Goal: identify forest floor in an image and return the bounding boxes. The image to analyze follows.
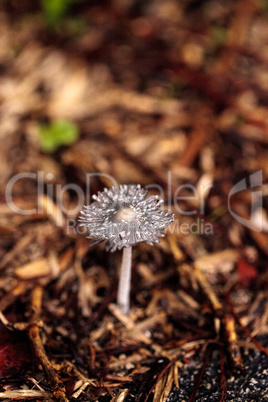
[0,1,268,401]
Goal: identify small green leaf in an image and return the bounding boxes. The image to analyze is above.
[39,120,79,153]
[40,0,83,27]
[41,0,69,25]
[211,26,227,45]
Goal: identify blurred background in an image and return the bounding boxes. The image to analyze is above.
[1,0,268,208]
[0,0,268,400]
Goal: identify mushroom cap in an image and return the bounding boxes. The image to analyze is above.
[78,184,175,252]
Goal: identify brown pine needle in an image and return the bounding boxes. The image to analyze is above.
[219,348,228,402]
[189,344,213,402]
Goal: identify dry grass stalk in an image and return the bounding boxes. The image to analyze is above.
[111,388,129,402]
[0,389,51,399]
[222,313,243,369]
[15,258,51,279]
[194,266,223,314]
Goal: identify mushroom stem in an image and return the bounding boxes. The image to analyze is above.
[117,246,132,314]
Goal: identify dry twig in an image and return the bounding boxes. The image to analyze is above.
[27,286,69,402]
